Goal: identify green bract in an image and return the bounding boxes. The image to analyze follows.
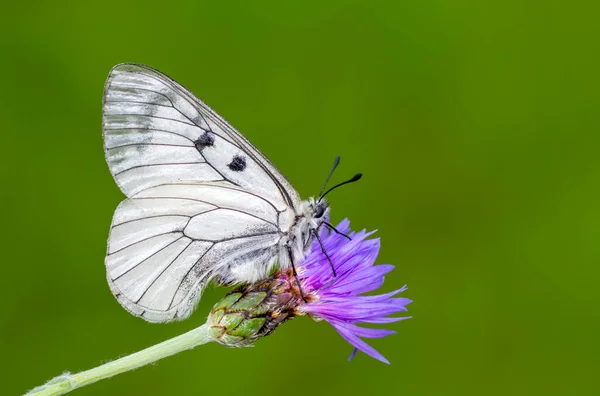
[207,275,300,347]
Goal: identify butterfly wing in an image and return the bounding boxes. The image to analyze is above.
[103,64,301,322]
[106,184,283,322]
[103,63,301,208]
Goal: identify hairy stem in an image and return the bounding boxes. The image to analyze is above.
[26,324,215,396]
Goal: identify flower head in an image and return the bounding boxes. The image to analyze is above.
[294,219,411,363]
[207,219,411,363]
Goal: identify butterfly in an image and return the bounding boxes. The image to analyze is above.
[102,64,361,322]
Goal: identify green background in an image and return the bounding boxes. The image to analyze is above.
[1,1,599,395]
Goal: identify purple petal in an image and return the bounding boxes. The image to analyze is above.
[308,299,410,321]
[361,315,412,324]
[333,321,397,338]
[327,264,395,295]
[348,348,359,361]
[331,320,390,364]
[334,286,408,302]
[296,218,411,364]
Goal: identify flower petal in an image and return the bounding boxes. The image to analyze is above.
[297,218,411,364]
[348,348,359,361]
[331,320,390,364]
[333,321,397,338]
[361,315,412,324]
[327,264,395,295]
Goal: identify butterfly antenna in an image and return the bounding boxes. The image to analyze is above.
[313,229,337,277]
[318,156,341,199]
[319,173,363,201]
[324,221,352,240]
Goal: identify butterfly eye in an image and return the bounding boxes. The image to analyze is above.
[314,204,326,219]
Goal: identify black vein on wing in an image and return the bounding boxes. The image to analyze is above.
[110,204,288,255]
[105,100,175,108]
[111,214,194,228]
[108,231,183,256]
[167,243,215,310]
[114,162,209,177]
[113,235,185,281]
[133,183,285,214]
[110,113,196,126]
[190,231,281,243]
[107,142,192,150]
[203,161,241,187]
[110,204,278,247]
[132,197,278,227]
[104,128,196,144]
[166,232,282,310]
[135,238,195,304]
[108,85,175,107]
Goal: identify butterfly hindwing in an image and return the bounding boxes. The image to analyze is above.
[106,184,284,322]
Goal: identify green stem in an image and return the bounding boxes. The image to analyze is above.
[26,324,215,396]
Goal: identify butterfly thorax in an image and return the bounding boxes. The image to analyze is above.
[279,197,329,271]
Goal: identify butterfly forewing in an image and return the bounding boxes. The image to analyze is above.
[102,64,301,322]
[103,64,300,208]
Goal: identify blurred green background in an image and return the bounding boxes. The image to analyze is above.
[1,0,599,395]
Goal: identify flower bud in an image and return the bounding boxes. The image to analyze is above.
[207,274,300,347]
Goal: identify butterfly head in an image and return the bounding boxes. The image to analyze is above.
[297,157,362,251]
[306,157,363,231]
[308,197,330,227]
[298,197,331,250]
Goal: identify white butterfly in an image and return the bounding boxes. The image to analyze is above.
[102,64,360,323]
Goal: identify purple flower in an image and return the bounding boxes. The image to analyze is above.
[294,219,411,364]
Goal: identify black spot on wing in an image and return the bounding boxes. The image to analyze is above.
[194,132,215,152]
[228,155,247,172]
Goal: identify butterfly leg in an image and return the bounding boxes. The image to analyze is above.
[286,245,307,302]
[312,229,337,277]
